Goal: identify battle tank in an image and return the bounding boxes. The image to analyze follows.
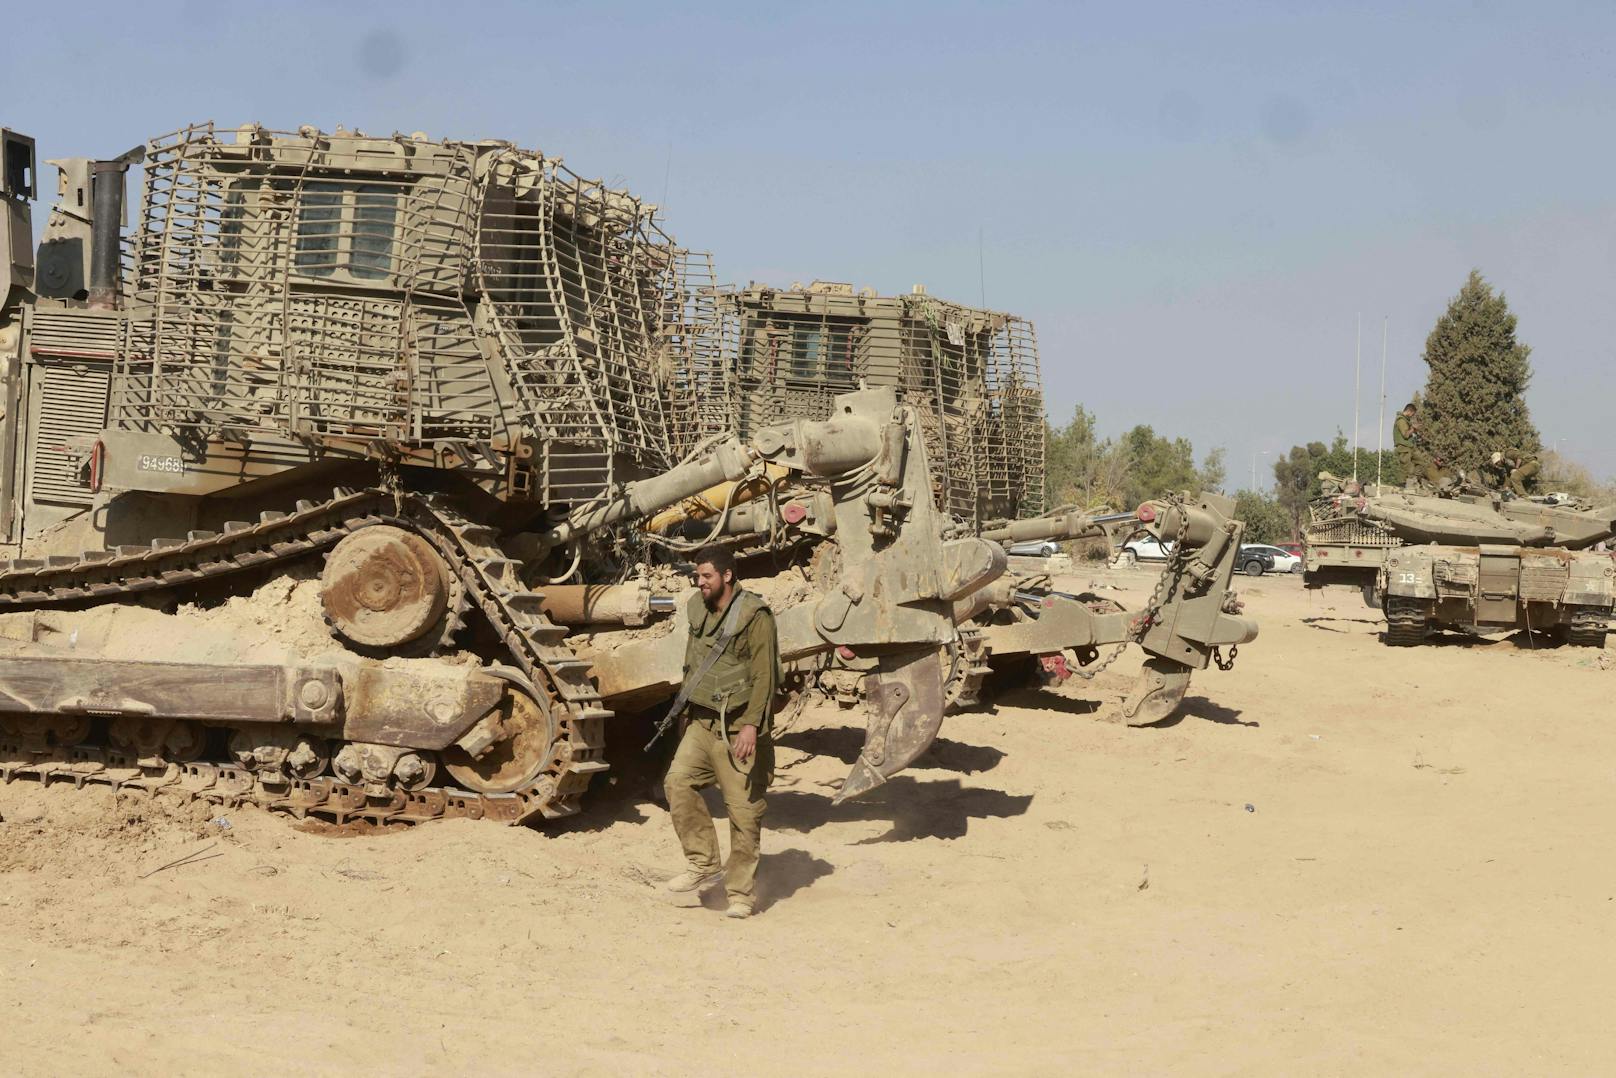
[1303,478,1616,647]
[657,279,1258,714]
[0,122,1256,828]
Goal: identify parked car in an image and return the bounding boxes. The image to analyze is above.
[1007,540,1060,557]
[1277,542,1304,559]
[1236,545,1277,576]
[1242,543,1302,574]
[1116,532,1175,566]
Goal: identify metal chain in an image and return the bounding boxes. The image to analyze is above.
[1212,644,1238,671]
[1073,496,1189,681]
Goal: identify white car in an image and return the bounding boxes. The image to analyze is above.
[1115,534,1174,566]
[1241,543,1302,573]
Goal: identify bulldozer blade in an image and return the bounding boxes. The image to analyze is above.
[834,647,946,803]
[1119,656,1192,726]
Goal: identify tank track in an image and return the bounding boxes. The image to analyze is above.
[0,488,608,826]
[1564,608,1608,650]
[1384,597,1428,647]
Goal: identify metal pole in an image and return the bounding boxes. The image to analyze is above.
[1352,314,1361,483]
[1376,317,1388,487]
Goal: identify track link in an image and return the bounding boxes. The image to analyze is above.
[1565,608,1608,650]
[943,627,990,711]
[0,488,610,826]
[1384,598,1428,647]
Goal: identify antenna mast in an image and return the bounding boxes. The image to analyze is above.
[1352,315,1362,483]
[1376,317,1389,487]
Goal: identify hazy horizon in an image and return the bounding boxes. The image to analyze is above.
[7,0,1612,488]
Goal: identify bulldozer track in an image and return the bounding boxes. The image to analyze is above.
[943,627,990,711]
[0,487,609,826]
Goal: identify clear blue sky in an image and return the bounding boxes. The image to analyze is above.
[8,0,1614,487]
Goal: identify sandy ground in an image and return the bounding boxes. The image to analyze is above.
[2,564,1614,1075]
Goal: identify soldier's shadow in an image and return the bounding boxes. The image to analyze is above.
[685,846,834,914]
[767,777,1033,844]
[757,848,834,911]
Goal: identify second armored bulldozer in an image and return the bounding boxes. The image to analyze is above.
[1304,480,1616,647]
[656,279,1258,718]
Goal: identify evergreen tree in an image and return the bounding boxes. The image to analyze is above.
[1420,270,1539,473]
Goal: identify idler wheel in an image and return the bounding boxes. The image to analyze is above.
[441,690,557,795]
[322,526,451,650]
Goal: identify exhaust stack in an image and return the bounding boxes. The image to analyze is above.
[86,146,143,311]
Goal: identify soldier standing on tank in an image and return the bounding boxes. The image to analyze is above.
[1490,448,1540,498]
[661,547,778,920]
[1393,402,1427,482]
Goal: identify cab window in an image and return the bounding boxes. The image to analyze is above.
[294,181,398,281]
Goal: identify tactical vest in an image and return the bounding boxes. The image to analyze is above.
[683,589,770,714]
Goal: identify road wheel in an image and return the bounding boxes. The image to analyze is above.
[1384,597,1428,646]
[1243,559,1266,577]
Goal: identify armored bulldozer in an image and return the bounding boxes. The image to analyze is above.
[0,122,1035,824]
[656,279,1258,715]
[0,121,1255,829]
[1303,479,1616,647]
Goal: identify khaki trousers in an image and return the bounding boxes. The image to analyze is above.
[666,712,769,903]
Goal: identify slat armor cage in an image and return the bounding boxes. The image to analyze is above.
[686,281,1045,527]
[114,122,695,503]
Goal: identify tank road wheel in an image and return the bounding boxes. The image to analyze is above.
[1565,608,1609,649]
[1384,597,1429,647]
[441,689,559,795]
[321,526,465,656]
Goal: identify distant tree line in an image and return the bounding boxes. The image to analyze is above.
[1044,406,1226,514]
[1044,270,1608,548]
[1236,269,1612,544]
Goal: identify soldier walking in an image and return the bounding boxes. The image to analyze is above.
[661,547,778,919]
